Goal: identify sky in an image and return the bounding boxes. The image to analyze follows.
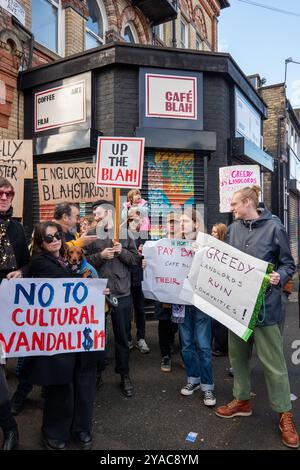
[218,0,300,108]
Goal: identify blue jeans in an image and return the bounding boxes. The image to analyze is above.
[179,306,214,391]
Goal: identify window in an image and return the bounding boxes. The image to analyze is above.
[180,19,188,49]
[123,24,138,43]
[85,0,107,50]
[153,24,164,42]
[32,0,63,55]
[196,35,203,51]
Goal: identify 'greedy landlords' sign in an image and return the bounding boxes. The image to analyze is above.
[0,278,107,358]
[219,165,261,213]
[95,137,145,188]
[146,73,197,120]
[34,80,86,132]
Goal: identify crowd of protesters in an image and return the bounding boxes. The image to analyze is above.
[0,177,299,450]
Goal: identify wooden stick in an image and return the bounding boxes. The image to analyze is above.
[115,187,120,242]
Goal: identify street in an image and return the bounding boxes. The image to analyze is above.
[6,295,300,451]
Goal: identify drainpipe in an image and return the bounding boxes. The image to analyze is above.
[172,0,178,48]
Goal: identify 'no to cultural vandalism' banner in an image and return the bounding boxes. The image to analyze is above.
[180,233,273,341]
[0,278,107,358]
[142,238,194,305]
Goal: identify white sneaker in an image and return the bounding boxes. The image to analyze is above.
[203,390,216,407]
[136,339,150,354]
[180,383,201,396]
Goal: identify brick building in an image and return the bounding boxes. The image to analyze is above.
[256,80,300,265]
[0,0,228,142]
[1,0,275,241]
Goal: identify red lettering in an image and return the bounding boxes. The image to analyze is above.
[12,308,24,326]
[165,91,172,101]
[31,332,45,351]
[69,307,79,324]
[101,168,110,180]
[0,332,16,354]
[15,332,30,353]
[79,306,89,324]
[57,308,69,326]
[94,329,105,349]
[55,332,67,351]
[46,333,56,351]
[67,332,77,350]
[38,308,48,327]
[90,305,99,324]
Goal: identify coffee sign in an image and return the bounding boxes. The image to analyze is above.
[34,80,86,132]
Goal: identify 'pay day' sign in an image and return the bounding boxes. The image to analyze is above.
[0,278,107,358]
[95,137,145,188]
[142,238,194,305]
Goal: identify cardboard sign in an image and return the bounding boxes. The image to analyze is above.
[95,137,145,189]
[0,163,25,218]
[37,163,113,204]
[34,81,86,132]
[145,73,197,120]
[0,278,107,358]
[0,139,33,178]
[219,165,261,213]
[142,238,194,305]
[180,233,272,341]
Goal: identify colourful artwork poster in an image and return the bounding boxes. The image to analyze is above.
[147,151,194,238]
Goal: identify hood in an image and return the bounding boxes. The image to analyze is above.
[242,209,273,230]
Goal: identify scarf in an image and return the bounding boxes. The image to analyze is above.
[0,207,17,272]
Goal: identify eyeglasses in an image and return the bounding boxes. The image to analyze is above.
[0,190,15,200]
[43,231,63,244]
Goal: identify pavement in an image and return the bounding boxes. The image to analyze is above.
[5,295,300,451]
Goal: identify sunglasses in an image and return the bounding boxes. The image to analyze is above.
[43,231,63,244]
[0,190,15,200]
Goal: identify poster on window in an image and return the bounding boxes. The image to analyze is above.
[180,233,273,341]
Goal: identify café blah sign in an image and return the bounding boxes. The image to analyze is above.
[145,73,197,120]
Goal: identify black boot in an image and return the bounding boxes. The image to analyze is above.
[3,428,19,450]
[120,375,134,397]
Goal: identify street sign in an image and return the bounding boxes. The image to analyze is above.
[95,137,145,189]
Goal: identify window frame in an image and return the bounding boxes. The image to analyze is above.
[180,18,188,49]
[123,22,139,44]
[85,0,108,50]
[32,0,64,56]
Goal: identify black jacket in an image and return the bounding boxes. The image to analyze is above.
[86,228,139,297]
[226,210,296,326]
[22,252,82,386]
[0,218,30,280]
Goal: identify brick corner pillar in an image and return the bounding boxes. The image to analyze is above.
[62,0,89,56]
[0,39,22,130]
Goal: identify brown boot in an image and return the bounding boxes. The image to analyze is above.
[215,398,252,418]
[279,412,299,449]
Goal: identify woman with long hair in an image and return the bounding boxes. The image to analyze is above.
[23,221,104,450]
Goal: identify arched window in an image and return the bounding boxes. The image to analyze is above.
[32,0,64,55]
[123,23,138,44]
[85,0,107,49]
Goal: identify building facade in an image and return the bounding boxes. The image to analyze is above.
[0,0,229,143]
[258,81,300,266]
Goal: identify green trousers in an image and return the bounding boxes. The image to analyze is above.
[229,324,291,412]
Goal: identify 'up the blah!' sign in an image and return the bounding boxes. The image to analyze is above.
[95,137,145,189]
[0,278,107,358]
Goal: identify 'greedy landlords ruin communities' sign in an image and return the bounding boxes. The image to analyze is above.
[145,73,197,120]
[34,80,86,132]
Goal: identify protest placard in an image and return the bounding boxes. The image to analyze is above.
[37,163,113,204]
[142,238,194,305]
[219,165,260,213]
[0,164,25,218]
[0,139,33,178]
[180,233,273,341]
[0,278,107,358]
[95,137,145,189]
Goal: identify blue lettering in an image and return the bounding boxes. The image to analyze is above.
[14,283,36,305]
[62,282,75,302]
[73,282,88,304]
[38,283,54,307]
